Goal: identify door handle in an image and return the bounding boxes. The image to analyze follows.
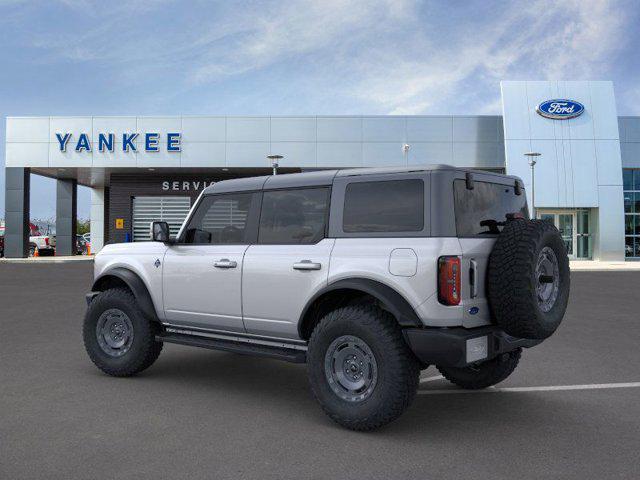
[293,260,322,271]
[469,259,478,299]
[214,259,237,269]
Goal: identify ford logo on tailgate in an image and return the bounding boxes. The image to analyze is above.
[536,99,584,120]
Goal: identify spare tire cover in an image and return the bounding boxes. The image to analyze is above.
[487,219,570,340]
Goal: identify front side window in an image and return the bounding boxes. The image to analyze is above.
[454,180,528,237]
[183,193,253,244]
[259,188,329,244]
[343,179,424,233]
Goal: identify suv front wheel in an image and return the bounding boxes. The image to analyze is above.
[83,287,163,377]
[307,304,420,431]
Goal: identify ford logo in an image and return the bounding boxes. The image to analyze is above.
[469,306,479,315]
[536,99,584,120]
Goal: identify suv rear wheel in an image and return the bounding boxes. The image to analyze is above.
[437,348,521,390]
[83,287,163,376]
[307,304,420,431]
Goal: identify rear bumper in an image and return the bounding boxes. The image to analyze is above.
[403,326,542,368]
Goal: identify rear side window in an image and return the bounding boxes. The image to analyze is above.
[259,188,330,244]
[343,179,424,233]
[454,180,528,236]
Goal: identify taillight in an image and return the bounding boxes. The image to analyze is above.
[438,256,461,306]
[45,237,49,246]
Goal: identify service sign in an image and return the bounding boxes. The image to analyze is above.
[536,99,584,120]
[55,132,181,152]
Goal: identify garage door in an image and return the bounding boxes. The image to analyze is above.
[132,196,191,242]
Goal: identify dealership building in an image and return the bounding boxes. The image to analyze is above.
[3,80,640,260]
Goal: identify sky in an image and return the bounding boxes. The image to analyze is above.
[1,0,639,220]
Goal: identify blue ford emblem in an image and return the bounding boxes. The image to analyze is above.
[469,306,479,315]
[536,99,584,120]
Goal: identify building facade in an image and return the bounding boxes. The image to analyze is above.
[3,80,639,260]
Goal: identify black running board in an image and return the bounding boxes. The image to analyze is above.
[157,332,307,364]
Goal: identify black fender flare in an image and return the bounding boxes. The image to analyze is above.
[298,278,422,338]
[91,267,159,322]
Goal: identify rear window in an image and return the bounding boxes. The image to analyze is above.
[343,179,424,233]
[258,188,330,244]
[454,180,528,236]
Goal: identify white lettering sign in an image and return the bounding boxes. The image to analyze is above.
[162,181,216,191]
[548,102,575,114]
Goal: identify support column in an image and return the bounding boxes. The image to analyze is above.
[595,186,625,261]
[90,187,105,253]
[4,168,30,258]
[55,179,77,256]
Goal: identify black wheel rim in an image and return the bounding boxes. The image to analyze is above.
[324,335,378,402]
[96,308,134,357]
[535,246,560,312]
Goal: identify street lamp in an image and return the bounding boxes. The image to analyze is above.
[524,152,541,218]
[267,154,283,176]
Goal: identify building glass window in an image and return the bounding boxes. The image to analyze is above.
[537,209,592,260]
[577,209,592,259]
[623,169,640,259]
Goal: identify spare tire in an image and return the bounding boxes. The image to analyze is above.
[487,219,570,340]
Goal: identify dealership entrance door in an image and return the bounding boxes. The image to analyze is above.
[537,209,592,260]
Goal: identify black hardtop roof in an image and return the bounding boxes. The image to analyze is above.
[202,165,521,194]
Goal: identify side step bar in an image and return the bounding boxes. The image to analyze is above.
[157,332,307,364]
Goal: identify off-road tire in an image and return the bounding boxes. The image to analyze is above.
[83,287,163,376]
[437,348,521,389]
[307,304,420,431]
[488,219,570,340]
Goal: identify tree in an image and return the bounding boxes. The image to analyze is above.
[77,219,90,236]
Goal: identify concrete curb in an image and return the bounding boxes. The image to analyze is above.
[570,261,640,271]
[0,256,94,264]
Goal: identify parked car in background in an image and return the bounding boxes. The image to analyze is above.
[29,223,56,256]
[0,226,5,257]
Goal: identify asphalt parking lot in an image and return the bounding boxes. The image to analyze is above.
[1,263,639,479]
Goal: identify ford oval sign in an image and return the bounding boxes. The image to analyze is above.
[536,99,584,120]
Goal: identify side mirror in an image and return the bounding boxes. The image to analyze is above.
[150,221,170,242]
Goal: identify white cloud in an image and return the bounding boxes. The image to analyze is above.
[348,0,629,113]
[10,0,634,114]
[188,0,416,85]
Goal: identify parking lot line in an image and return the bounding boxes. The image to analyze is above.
[418,382,640,395]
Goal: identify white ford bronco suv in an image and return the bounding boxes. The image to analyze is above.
[84,166,570,430]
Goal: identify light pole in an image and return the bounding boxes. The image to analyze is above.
[267,154,283,175]
[525,152,541,218]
